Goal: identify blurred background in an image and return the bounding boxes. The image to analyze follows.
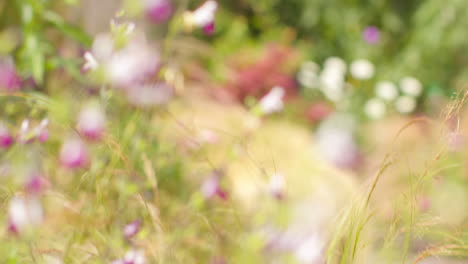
[0,0,467,263]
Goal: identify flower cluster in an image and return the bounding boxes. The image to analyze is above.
[82,21,172,107]
[364,77,423,119]
[0,119,49,149]
[297,57,424,120]
[59,103,106,169]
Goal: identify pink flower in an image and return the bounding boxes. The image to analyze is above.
[25,174,49,195]
[105,35,160,88]
[0,123,14,149]
[146,0,173,23]
[77,103,106,141]
[0,62,21,92]
[17,119,49,144]
[185,0,218,35]
[362,26,380,44]
[59,138,89,169]
[268,172,285,200]
[8,196,43,235]
[259,86,285,114]
[201,171,228,200]
[35,119,49,143]
[124,220,142,240]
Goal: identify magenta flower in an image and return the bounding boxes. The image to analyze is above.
[0,62,21,92]
[77,103,106,141]
[0,123,14,149]
[146,0,173,23]
[124,220,142,240]
[59,138,89,169]
[202,21,215,35]
[25,174,48,195]
[362,26,380,44]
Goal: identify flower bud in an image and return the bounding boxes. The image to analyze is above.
[59,138,89,169]
[77,103,106,141]
[146,0,173,23]
[258,86,285,115]
[35,119,49,143]
[362,26,380,44]
[184,0,218,35]
[124,220,142,240]
[25,174,48,195]
[268,172,285,200]
[0,123,14,149]
[201,171,228,200]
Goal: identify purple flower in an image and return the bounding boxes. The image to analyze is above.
[146,0,173,23]
[0,123,14,149]
[0,62,21,92]
[362,26,380,44]
[77,103,106,141]
[124,220,142,240]
[59,138,89,169]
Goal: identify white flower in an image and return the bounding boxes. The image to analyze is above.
[83,52,99,72]
[301,61,320,73]
[364,98,386,120]
[324,57,346,74]
[350,59,375,80]
[400,76,423,97]
[268,172,285,198]
[294,234,324,263]
[320,69,345,102]
[375,81,398,101]
[297,61,320,89]
[106,44,159,87]
[319,57,347,101]
[395,95,417,114]
[77,103,106,140]
[259,86,285,114]
[8,196,43,234]
[191,0,218,27]
[92,34,115,60]
[124,249,146,264]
